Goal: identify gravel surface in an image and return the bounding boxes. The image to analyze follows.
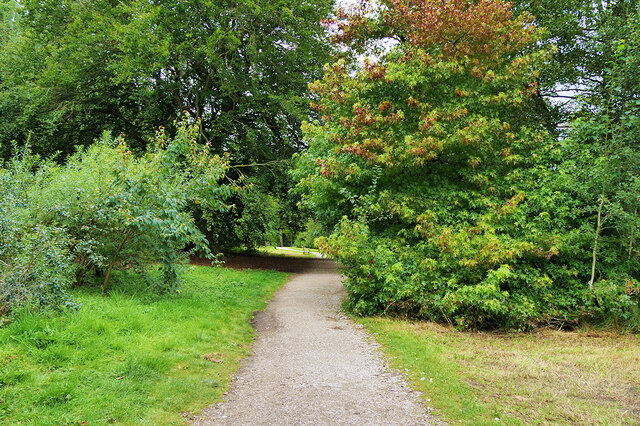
[193,261,441,425]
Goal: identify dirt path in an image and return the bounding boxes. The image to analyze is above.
[192,260,440,425]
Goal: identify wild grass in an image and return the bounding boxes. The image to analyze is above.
[0,265,288,425]
[360,318,640,425]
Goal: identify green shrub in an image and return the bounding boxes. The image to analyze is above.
[0,119,234,319]
[321,216,640,330]
[0,151,76,317]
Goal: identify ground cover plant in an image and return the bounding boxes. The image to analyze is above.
[361,318,640,425]
[0,266,288,424]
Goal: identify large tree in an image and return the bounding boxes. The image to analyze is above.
[512,0,639,133]
[0,0,333,162]
[295,0,639,329]
[0,0,334,249]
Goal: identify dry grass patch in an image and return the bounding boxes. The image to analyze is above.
[453,329,640,424]
[361,318,640,425]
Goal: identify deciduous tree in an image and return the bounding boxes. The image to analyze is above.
[295,0,639,329]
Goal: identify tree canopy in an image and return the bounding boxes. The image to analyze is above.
[0,0,335,250]
[0,0,333,163]
[295,0,640,329]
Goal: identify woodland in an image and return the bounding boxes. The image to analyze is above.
[0,0,639,330]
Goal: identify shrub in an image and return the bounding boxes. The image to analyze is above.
[0,119,234,319]
[0,150,76,317]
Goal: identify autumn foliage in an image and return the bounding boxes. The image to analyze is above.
[295,0,639,329]
[334,0,538,68]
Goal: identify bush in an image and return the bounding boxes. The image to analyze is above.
[0,151,76,317]
[0,119,234,319]
[321,216,640,330]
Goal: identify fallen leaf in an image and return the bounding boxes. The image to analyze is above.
[203,353,224,363]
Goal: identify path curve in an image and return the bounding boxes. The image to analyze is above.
[193,260,439,425]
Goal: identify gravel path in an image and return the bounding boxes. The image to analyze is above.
[193,262,439,425]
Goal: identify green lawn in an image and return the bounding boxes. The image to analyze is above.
[0,266,288,425]
[256,246,320,258]
[360,318,640,425]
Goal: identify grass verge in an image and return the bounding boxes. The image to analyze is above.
[0,266,288,425]
[360,318,640,425]
[255,246,319,258]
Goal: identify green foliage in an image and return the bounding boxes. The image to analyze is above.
[296,0,639,329]
[0,0,333,254]
[0,150,76,318]
[0,0,333,162]
[294,218,324,248]
[203,164,311,250]
[553,15,640,324]
[204,182,280,250]
[99,121,232,293]
[512,0,639,133]
[0,120,233,318]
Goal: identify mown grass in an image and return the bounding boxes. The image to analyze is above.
[0,265,289,425]
[360,318,640,425]
[256,246,319,258]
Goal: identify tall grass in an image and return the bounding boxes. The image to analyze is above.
[0,266,288,424]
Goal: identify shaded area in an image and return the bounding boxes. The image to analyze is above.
[191,254,338,274]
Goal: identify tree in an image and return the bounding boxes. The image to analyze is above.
[503,0,640,325]
[0,0,334,250]
[512,0,639,132]
[560,16,640,310]
[0,0,333,162]
[296,0,639,329]
[295,0,571,329]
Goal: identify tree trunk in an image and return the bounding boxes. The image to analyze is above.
[102,230,132,294]
[588,195,605,290]
[629,208,637,259]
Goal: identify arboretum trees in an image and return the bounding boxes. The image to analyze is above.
[0,0,334,248]
[512,0,639,131]
[295,0,640,329]
[0,0,333,159]
[0,0,638,329]
[0,0,336,318]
